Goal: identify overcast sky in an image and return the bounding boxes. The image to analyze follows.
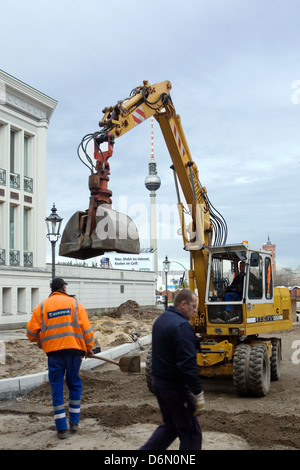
[1,0,299,271]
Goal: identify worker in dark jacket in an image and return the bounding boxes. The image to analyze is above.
[140,289,204,451]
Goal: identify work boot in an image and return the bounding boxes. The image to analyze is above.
[70,422,78,433]
[57,429,68,439]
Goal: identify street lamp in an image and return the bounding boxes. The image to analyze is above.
[163,255,170,310]
[168,260,187,287]
[45,203,63,281]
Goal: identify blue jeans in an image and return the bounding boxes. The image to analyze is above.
[48,352,82,431]
[225,292,241,311]
[140,376,202,450]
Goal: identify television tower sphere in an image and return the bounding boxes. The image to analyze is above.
[145,161,161,191]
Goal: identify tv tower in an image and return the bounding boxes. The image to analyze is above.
[144,118,161,271]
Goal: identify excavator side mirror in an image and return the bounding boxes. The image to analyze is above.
[250,252,259,267]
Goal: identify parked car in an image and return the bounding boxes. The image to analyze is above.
[156,295,165,305]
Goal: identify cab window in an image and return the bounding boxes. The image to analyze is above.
[265,257,273,299]
[248,256,263,299]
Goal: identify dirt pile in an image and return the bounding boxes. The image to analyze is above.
[91,300,160,350]
[109,299,161,321]
[109,300,144,318]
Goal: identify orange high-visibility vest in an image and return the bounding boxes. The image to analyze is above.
[26,292,94,354]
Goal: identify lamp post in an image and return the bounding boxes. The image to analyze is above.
[163,255,170,310]
[168,260,187,287]
[45,203,63,282]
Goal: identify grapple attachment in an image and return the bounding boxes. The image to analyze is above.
[59,205,140,260]
[59,130,141,260]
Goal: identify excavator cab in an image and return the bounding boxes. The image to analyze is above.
[59,132,140,260]
[204,243,267,324]
[203,242,288,332]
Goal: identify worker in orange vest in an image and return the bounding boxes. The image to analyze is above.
[27,278,94,439]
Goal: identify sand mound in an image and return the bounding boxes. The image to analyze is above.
[91,300,160,350]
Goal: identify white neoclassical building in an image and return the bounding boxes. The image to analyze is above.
[0,70,156,328]
[0,70,57,268]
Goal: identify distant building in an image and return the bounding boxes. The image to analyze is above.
[262,235,276,273]
[290,286,300,299]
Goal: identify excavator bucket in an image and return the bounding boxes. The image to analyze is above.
[59,205,140,260]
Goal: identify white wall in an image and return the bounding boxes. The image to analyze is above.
[55,264,156,313]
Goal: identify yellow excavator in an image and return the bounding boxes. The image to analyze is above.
[59,80,292,396]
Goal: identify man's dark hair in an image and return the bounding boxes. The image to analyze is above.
[173,289,197,307]
[50,277,68,293]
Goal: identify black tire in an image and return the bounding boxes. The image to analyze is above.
[248,343,270,397]
[270,338,281,381]
[145,347,154,393]
[233,343,251,396]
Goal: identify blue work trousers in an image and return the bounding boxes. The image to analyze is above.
[48,352,82,431]
[140,376,202,450]
[225,292,241,310]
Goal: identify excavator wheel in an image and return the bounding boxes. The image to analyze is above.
[270,338,281,381]
[233,343,251,397]
[248,343,270,397]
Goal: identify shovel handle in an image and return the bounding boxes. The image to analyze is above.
[91,355,119,366]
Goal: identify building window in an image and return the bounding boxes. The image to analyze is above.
[0,202,4,264]
[23,207,33,266]
[120,285,124,294]
[23,207,29,251]
[9,205,14,250]
[23,135,33,193]
[0,125,5,185]
[24,135,29,176]
[10,130,20,189]
[10,130,15,173]
[9,204,19,266]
